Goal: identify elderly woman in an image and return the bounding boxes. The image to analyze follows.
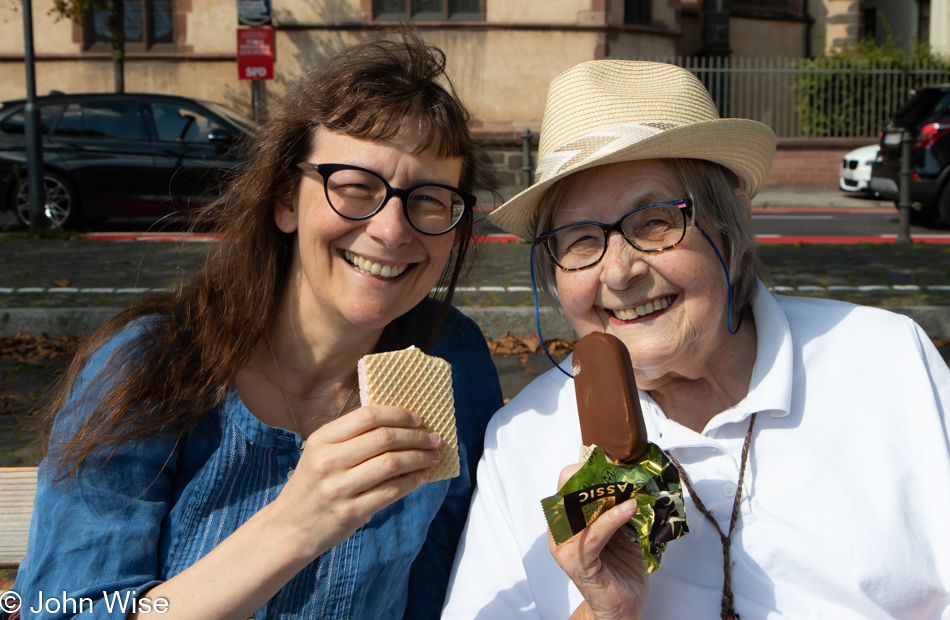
[442,61,950,619]
[10,32,502,620]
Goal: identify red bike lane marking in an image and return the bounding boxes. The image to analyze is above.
[755,235,950,244]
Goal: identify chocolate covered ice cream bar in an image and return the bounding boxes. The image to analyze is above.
[573,332,648,463]
[543,332,688,567]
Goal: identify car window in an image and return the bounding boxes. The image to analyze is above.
[150,103,230,143]
[934,94,950,117]
[893,90,950,126]
[54,103,84,137]
[80,100,146,140]
[201,100,256,136]
[52,101,146,140]
[0,104,65,136]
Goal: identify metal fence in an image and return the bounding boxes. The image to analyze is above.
[640,56,950,138]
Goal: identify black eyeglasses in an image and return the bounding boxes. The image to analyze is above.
[536,198,693,271]
[297,162,474,236]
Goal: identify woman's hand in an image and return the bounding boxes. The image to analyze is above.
[276,404,441,559]
[550,465,650,620]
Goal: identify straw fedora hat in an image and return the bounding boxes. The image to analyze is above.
[488,60,776,240]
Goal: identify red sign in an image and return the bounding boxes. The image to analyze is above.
[237,28,274,80]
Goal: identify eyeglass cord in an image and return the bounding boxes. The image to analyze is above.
[530,244,573,378]
[698,227,743,336]
[530,226,742,381]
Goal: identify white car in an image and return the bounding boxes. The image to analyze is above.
[839,144,880,193]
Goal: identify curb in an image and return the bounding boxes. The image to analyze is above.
[3,284,950,296]
[2,306,949,340]
[0,307,576,340]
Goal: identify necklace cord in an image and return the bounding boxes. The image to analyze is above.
[265,331,356,444]
[670,412,757,620]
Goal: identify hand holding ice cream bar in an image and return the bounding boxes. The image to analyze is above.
[541,332,688,573]
[358,346,460,483]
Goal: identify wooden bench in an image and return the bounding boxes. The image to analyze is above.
[0,467,37,570]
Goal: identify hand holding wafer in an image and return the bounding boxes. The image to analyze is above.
[275,345,458,560]
[281,403,441,557]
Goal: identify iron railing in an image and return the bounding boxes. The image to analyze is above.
[640,56,950,138]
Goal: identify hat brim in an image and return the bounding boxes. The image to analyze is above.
[488,118,776,240]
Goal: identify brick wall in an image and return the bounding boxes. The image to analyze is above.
[765,138,877,189]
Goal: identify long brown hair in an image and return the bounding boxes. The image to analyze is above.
[39,29,492,481]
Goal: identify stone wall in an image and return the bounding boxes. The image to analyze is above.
[476,132,539,203]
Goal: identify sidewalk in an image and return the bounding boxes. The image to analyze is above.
[753,188,888,209]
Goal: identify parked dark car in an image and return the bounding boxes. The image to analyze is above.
[869,84,950,223]
[0,92,256,227]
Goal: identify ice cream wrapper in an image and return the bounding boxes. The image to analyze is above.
[541,442,688,574]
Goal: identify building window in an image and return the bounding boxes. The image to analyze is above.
[373,0,483,21]
[862,8,877,41]
[918,0,931,46]
[624,0,650,26]
[86,0,174,50]
[732,0,791,7]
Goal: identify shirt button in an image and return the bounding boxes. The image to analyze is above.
[287,469,294,480]
[705,445,718,453]
[722,483,737,497]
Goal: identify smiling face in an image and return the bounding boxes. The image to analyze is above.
[275,126,461,334]
[552,159,736,388]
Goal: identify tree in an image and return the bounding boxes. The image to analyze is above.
[793,34,950,137]
[50,0,125,93]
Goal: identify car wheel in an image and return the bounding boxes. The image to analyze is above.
[897,200,940,225]
[909,205,939,224]
[14,171,79,229]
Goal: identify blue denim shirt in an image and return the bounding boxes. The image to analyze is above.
[10,302,503,619]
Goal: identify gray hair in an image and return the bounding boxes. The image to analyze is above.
[531,158,767,318]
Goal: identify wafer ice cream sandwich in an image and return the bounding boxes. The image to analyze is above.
[357,346,459,482]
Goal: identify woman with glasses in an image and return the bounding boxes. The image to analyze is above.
[443,61,950,619]
[11,32,502,620]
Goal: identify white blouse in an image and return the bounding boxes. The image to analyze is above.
[443,283,950,620]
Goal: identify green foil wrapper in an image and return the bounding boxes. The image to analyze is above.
[541,443,688,574]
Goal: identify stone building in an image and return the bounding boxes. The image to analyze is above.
[2,1,910,126]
